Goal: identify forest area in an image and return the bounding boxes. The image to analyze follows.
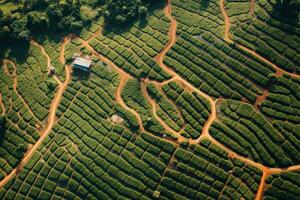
[0,0,159,48]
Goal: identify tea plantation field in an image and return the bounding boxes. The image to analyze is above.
[0,0,300,199]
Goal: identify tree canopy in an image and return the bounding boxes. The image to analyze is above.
[0,0,160,51]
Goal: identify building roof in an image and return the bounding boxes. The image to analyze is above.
[73,57,92,69]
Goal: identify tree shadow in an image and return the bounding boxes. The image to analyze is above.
[200,0,210,10]
[72,68,90,81]
[271,0,299,27]
[0,41,30,64]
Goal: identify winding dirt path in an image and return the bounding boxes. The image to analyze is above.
[60,36,70,65]
[155,0,217,143]
[220,0,232,43]
[1,0,298,195]
[254,89,269,109]
[155,0,177,77]
[141,80,185,142]
[250,0,255,15]
[31,40,51,71]
[220,0,300,79]
[0,40,71,189]
[4,60,39,121]
[116,75,145,132]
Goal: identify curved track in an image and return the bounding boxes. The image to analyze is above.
[0,40,71,189]
[1,2,300,200]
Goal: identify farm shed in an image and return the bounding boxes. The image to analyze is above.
[72,57,92,71]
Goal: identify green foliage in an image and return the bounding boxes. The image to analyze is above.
[103,0,155,25]
[0,0,83,44]
[265,171,300,200]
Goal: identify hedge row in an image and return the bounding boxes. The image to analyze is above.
[261,76,300,125]
[264,171,300,200]
[211,99,300,167]
[161,81,210,139]
[157,139,262,200]
[146,83,184,132]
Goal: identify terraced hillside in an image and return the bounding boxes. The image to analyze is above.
[0,0,300,199]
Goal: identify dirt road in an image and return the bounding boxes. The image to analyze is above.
[0,40,71,189]
[31,41,51,71]
[254,89,269,109]
[115,75,145,132]
[220,0,300,78]
[4,59,38,121]
[141,80,185,142]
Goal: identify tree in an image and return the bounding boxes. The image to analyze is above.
[276,0,300,16]
[27,11,49,32]
[138,6,148,19]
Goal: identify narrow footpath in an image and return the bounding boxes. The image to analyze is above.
[219,0,300,198]
[4,59,39,121]
[219,0,300,79]
[0,40,71,189]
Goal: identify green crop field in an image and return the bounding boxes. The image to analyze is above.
[0,0,299,199]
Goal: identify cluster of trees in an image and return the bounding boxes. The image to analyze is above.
[275,0,300,17]
[0,0,85,43]
[103,0,159,24]
[0,0,159,51]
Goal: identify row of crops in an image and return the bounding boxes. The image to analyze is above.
[0,65,179,199]
[88,9,172,82]
[264,171,300,199]
[16,44,56,122]
[210,99,300,168]
[161,81,211,139]
[0,0,300,198]
[158,140,262,200]
[0,55,269,200]
[229,0,300,73]
[0,41,59,181]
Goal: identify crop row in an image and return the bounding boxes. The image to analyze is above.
[260,75,300,127]
[157,139,262,200]
[146,83,184,132]
[161,81,211,139]
[121,79,169,137]
[264,171,300,200]
[88,10,172,81]
[164,32,274,103]
[231,0,300,73]
[0,74,177,199]
[16,44,56,121]
[0,65,40,180]
[210,99,300,167]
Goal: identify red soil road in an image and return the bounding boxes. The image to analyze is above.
[0,41,71,189]
[254,89,269,109]
[156,0,217,142]
[73,36,149,134]
[60,36,70,65]
[250,0,255,15]
[2,0,296,193]
[31,40,51,71]
[115,75,145,133]
[220,0,300,79]
[4,59,39,122]
[141,79,186,142]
